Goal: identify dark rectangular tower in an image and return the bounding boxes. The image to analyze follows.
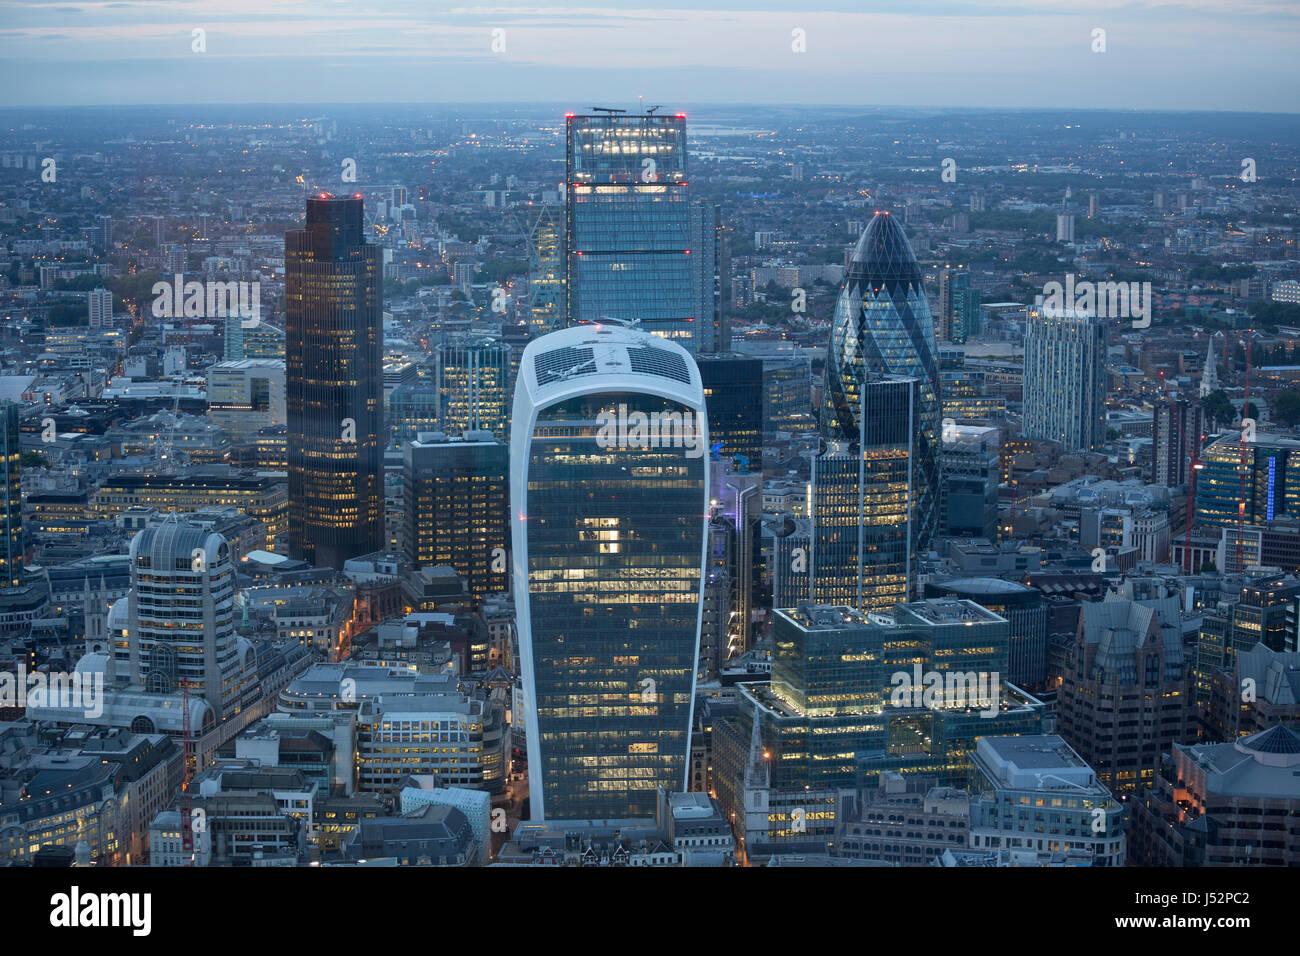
[285,194,383,568]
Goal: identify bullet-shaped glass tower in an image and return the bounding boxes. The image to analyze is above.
[822,211,941,555]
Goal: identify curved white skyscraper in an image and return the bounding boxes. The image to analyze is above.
[511,324,709,821]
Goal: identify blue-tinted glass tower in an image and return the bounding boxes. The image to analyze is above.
[823,211,941,555]
[565,111,718,354]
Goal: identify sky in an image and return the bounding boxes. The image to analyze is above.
[0,0,1297,112]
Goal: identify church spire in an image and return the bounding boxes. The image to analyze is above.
[1200,337,1220,398]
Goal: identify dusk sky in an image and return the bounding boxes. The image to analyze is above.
[0,0,1297,112]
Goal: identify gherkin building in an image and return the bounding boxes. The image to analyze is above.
[822,210,941,554]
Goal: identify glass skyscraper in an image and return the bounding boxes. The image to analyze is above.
[564,111,719,354]
[285,194,383,569]
[1195,431,1300,529]
[527,204,565,336]
[436,335,511,439]
[823,211,941,556]
[403,432,509,605]
[512,324,708,820]
[697,355,763,469]
[811,375,919,610]
[938,268,981,344]
[0,401,21,589]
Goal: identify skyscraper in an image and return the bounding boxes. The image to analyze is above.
[285,194,383,569]
[1057,596,1190,796]
[88,287,113,329]
[822,209,941,567]
[1022,306,1107,452]
[564,110,719,354]
[0,402,21,589]
[937,268,981,344]
[526,204,565,336]
[403,431,509,605]
[1152,396,1205,487]
[940,424,1000,540]
[811,375,920,610]
[124,520,241,718]
[512,324,708,820]
[436,335,511,439]
[697,355,763,469]
[95,214,113,252]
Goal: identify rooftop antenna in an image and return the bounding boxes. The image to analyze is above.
[646,105,661,115]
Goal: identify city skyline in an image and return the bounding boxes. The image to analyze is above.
[2,0,1299,887]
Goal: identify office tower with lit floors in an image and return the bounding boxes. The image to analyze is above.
[124,520,243,718]
[810,375,920,610]
[403,431,510,606]
[0,401,21,588]
[512,323,709,820]
[285,193,383,568]
[564,110,720,354]
[527,204,565,336]
[436,335,512,438]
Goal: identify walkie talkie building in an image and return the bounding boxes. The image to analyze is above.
[512,324,709,821]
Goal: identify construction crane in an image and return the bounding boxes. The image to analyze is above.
[156,379,184,474]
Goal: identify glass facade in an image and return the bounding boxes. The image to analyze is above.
[1195,433,1300,529]
[436,336,511,439]
[938,268,981,343]
[512,325,707,816]
[285,195,383,568]
[734,601,1029,795]
[565,113,717,354]
[823,212,940,555]
[387,382,441,447]
[517,344,708,820]
[403,435,509,604]
[697,355,763,469]
[811,376,918,610]
[0,402,21,588]
[527,204,565,336]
